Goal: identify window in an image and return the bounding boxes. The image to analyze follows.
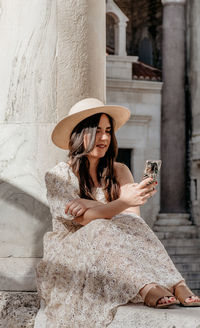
[139,37,153,66]
[117,148,133,172]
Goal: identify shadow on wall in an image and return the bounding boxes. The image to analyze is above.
[0,179,52,290]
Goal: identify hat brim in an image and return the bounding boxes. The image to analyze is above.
[52,105,131,150]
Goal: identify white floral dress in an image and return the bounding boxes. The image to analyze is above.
[36,162,184,328]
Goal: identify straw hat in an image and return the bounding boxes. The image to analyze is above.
[52,98,131,149]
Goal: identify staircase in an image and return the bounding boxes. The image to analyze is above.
[154,214,200,296]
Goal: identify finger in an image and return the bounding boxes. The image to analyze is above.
[75,208,86,217]
[66,202,79,215]
[138,178,154,189]
[65,201,74,214]
[70,204,82,216]
[73,206,83,217]
[140,185,156,196]
[141,188,156,200]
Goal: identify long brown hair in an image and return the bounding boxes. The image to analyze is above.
[68,113,120,201]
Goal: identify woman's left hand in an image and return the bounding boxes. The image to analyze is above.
[65,198,102,226]
[65,198,88,218]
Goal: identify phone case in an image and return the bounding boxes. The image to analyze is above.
[142,160,162,181]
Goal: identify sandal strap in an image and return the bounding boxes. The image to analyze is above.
[144,284,174,307]
[174,284,194,303]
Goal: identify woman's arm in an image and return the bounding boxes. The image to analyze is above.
[65,198,103,217]
[115,162,141,216]
[70,198,130,225]
[66,174,157,225]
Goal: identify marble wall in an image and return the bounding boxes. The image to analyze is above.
[0,0,65,291]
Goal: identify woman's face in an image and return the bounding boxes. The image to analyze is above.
[84,114,111,160]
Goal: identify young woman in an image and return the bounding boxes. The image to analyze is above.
[36,98,200,328]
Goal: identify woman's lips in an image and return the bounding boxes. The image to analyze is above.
[96,144,107,148]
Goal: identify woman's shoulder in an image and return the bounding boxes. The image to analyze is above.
[114,161,134,184]
[45,161,79,189]
[114,161,131,174]
[46,162,69,176]
[45,162,73,183]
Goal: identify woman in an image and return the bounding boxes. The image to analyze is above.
[36,98,200,328]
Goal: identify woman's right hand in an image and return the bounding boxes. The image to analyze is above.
[119,177,157,207]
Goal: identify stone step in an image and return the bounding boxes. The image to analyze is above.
[161,238,200,247]
[175,262,200,272]
[155,230,198,239]
[166,246,200,255]
[171,254,200,263]
[191,289,200,296]
[108,303,200,328]
[34,302,200,328]
[181,272,200,280]
[155,218,192,226]
[186,280,200,290]
[154,225,197,233]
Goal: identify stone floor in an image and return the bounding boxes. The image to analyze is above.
[0,292,40,328]
[1,292,200,328]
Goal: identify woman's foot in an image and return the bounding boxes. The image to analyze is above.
[173,281,200,305]
[140,283,177,305]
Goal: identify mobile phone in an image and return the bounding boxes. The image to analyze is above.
[142,160,162,182]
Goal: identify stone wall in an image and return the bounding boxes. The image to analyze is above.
[187,0,200,231]
[106,55,162,227]
[0,0,64,291]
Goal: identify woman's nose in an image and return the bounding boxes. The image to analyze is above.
[100,132,109,140]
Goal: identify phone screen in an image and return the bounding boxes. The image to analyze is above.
[143,160,162,181]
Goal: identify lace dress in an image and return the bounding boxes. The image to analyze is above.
[36,162,185,328]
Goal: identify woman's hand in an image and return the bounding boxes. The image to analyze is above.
[65,198,102,224]
[120,177,157,207]
[65,198,88,217]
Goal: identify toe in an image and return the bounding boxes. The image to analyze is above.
[158,296,175,304]
[185,296,200,303]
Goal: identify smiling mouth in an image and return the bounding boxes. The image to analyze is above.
[96,144,107,148]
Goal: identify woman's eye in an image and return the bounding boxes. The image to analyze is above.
[96,129,111,134]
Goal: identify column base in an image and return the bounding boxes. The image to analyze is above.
[0,258,40,291]
[156,213,191,226]
[154,213,199,239]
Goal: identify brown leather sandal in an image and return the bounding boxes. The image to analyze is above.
[174,283,200,307]
[144,284,180,309]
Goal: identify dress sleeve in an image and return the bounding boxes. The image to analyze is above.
[45,166,79,222]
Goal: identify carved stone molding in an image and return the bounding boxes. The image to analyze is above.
[162,0,186,5]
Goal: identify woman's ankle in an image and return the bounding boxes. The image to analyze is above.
[139,283,157,300]
[173,280,186,289]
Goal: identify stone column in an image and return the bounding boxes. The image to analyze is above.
[0,0,105,291]
[114,22,127,56]
[57,0,106,115]
[188,0,200,232]
[160,0,188,214]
